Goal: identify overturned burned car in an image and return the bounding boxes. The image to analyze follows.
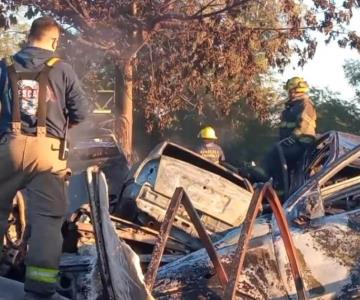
[113,142,253,242]
[153,132,360,299]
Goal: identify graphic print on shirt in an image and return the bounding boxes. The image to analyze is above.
[18,79,39,116]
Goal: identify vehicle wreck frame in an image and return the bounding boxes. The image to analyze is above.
[284,143,360,220]
[144,183,308,300]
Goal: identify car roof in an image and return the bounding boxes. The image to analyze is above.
[308,131,360,169]
[337,131,360,162]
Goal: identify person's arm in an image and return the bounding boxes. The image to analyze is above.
[219,148,226,162]
[63,63,88,125]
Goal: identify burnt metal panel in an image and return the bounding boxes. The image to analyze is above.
[274,209,360,299]
[86,167,152,300]
[153,155,252,226]
[133,142,251,190]
[118,142,253,238]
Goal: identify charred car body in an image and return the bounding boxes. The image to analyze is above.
[287,131,360,198]
[153,132,360,299]
[113,142,253,243]
[67,131,129,211]
[3,131,360,300]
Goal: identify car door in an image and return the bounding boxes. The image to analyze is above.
[274,145,360,299]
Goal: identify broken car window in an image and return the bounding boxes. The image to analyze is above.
[304,134,332,179]
[321,165,360,215]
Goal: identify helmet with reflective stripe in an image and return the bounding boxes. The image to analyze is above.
[198,126,217,140]
[284,76,309,94]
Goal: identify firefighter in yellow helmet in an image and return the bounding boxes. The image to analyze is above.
[196,126,225,164]
[280,77,316,142]
[263,77,317,198]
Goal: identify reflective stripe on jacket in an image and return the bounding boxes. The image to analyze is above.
[196,142,225,164]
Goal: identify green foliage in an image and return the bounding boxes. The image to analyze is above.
[150,85,360,165]
[311,87,360,134]
[344,60,360,87]
[133,96,278,164]
[344,59,360,100]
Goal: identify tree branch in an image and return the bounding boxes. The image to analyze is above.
[74,0,91,19]
[64,0,93,27]
[146,0,251,29]
[76,36,114,50]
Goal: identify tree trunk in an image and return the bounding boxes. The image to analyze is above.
[114,1,138,162]
[115,62,133,161]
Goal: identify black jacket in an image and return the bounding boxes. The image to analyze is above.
[279,94,317,142]
[0,47,88,138]
[196,141,225,164]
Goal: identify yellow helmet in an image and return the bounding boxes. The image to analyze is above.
[198,126,217,140]
[284,76,309,94]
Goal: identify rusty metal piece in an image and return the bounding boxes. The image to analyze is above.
[75,219,188,252]
[145,187,184,290]
[182,192,229,287]
[223,185,265,300]
[265,186,307,300]
[145,187,229,292]
[224,182,308,300]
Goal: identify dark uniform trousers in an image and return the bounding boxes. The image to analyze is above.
[0,133,69,295]
[263,94,316,196]
[263,139,311,195]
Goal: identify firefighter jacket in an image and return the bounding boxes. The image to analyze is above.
[0,46,88,138]
[279,94,317,144]
[196,141,225,164]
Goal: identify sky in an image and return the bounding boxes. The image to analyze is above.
[281,5,360,101]
[282,36,360,100]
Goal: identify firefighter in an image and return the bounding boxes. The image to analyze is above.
[196,126,225,164]
[263,76,317,196]
[0,17,87,299]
